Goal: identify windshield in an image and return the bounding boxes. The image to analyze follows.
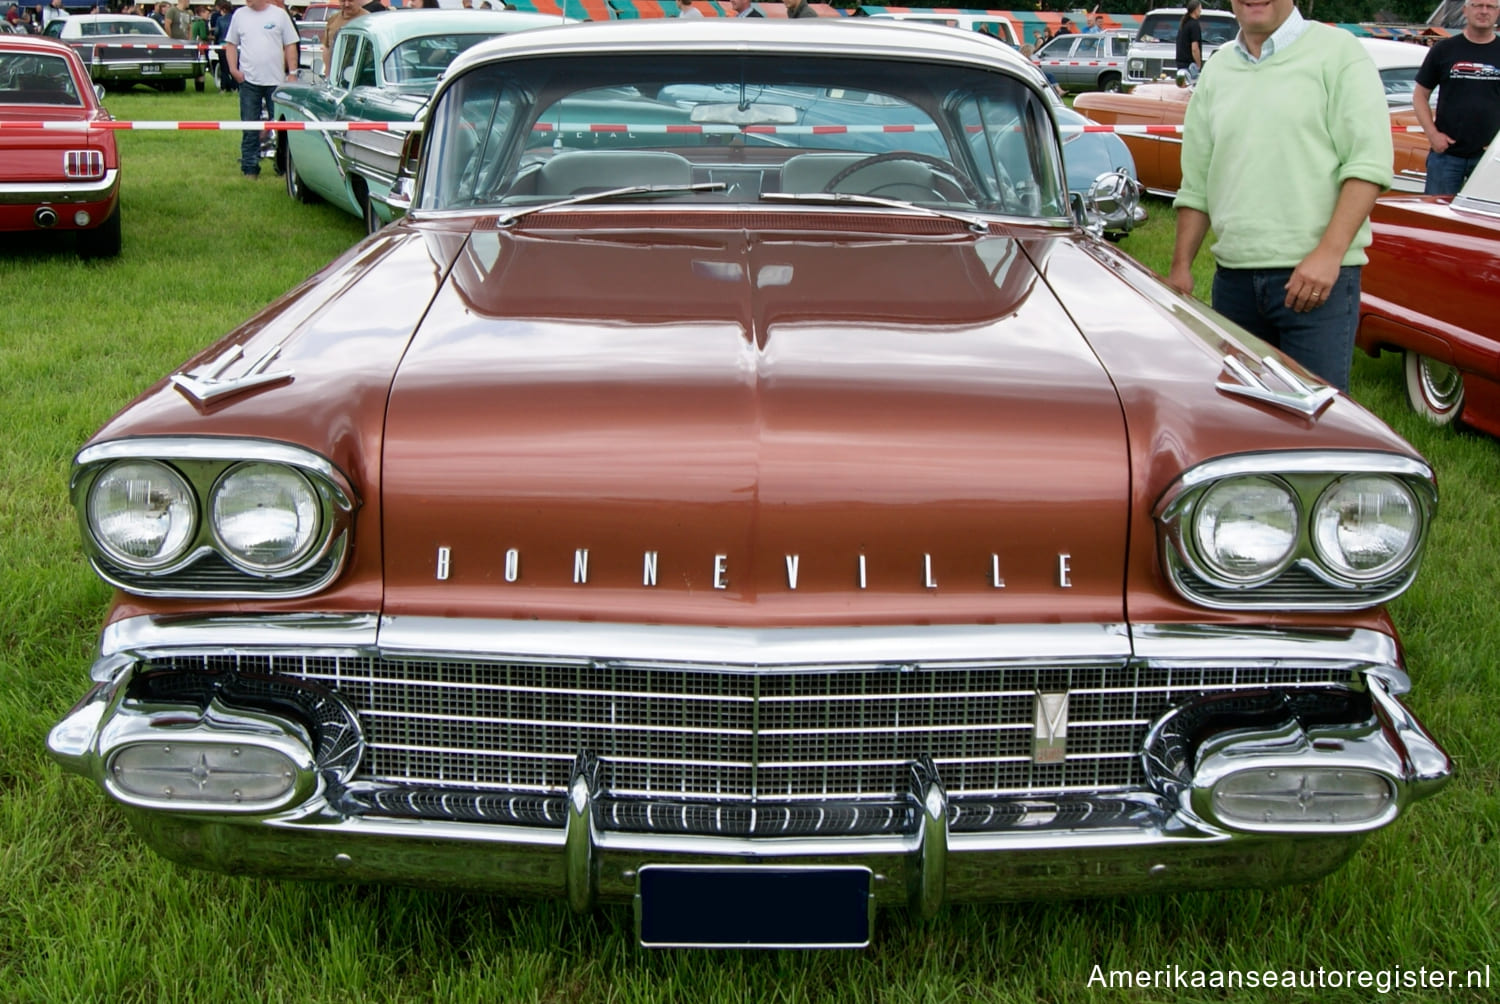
[1136,13,1238,46]
[419,54,1067,221]
[79,18,165,37]
[383,33,495,86]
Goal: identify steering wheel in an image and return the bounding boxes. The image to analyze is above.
[822,151,984,206]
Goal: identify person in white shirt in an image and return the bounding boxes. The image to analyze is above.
[224,0,299,178]
[676,0,703,15]
[41,0,67,29]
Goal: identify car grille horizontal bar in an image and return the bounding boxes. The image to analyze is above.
[144,652,1358,805]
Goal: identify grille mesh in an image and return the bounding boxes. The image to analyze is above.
[144,653,1356,802]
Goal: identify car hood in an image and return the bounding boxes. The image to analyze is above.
[379,214,1132,626]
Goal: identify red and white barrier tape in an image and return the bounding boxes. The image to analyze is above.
[0,120,1432,136]
[0,120,415,132]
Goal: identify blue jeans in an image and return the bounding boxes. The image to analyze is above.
[1424,150,1481,195]
[239,82,276,176]
[1211,265,1361,393]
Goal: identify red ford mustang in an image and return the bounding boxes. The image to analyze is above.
[0,34,121,258]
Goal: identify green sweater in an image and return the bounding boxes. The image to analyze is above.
[1174,23,1393,269]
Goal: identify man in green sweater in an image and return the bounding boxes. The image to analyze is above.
[1166,0,1392,393]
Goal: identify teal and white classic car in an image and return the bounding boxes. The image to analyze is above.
[273,9,565,234]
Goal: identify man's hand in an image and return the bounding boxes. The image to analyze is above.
[1166,264,1196,297]
[1427,130,1454,154]
[1284,247,1342,313]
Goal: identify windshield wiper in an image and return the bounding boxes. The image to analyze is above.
[764,191,992,233]
[496,183,728,226]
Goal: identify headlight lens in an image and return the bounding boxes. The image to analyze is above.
[1191,476,1299,583]
[1311,475,1420,581]
[87,460,196,569]
[211,463,321,571]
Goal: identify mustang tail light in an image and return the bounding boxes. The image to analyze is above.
[64,149,106,181]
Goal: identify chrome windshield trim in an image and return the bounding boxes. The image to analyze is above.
[375,617,1132,670]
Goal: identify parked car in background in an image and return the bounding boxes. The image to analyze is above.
[294,2,337,74]
[50,18,1448,948]
[43,14,206,93]
[0,34,121,257]
[1357,144,1500,433]
[275,9,565,233]
[1031,29,1132,92]
[864,10,1019,47]
[1076,37,1430,195]
[1124,6,1238,87]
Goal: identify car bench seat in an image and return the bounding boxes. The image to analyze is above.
[534,150,693,197]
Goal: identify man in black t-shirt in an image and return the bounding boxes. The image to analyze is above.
[1176,0,1203,81]
[1414,0,1500,194]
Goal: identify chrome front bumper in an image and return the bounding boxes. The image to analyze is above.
[48,616,1450,913]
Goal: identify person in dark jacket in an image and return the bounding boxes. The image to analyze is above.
[783,0,817,18]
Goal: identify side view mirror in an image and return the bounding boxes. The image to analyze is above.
[1081,170,1142,239]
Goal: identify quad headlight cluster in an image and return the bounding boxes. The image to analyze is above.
[1156,453,1435,610]
[72,439,357,598]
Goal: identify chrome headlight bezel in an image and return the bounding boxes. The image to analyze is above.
[72,438,358,599]
[1156,452,1436,611]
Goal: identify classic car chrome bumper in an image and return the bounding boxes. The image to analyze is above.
[0,172,119,206]
[48,616,1449,914]
[90,60,201,82]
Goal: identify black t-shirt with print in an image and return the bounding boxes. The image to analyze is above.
[1416,34,1500,158]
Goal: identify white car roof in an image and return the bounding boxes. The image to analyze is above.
[445,18,1039,82]
[1358,36,1429,71]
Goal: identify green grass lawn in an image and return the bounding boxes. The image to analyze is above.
[0,90,1495,1003]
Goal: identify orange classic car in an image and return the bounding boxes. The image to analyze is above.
[0,33,121,257]
[1076,36,1432,195]
[48,20,1448,948]
[1358,144,1500,435]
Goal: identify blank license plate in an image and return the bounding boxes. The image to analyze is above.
[636,865,872,948]
[140,63,162,75]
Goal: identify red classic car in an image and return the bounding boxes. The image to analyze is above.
[1075,36,1431,195]
[1357,144,1500,434]
[0,34,121,258]
[48,20,1448,948]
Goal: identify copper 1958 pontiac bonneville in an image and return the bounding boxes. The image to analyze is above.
[49,20,1449,948]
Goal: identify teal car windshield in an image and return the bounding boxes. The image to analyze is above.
[419,54,1068,220]
[382,33,496,86]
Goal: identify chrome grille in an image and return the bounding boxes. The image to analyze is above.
[146,652,1357,803]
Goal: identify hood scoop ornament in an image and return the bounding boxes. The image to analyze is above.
[1217,353,1337,419]
[172,342,293,407]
